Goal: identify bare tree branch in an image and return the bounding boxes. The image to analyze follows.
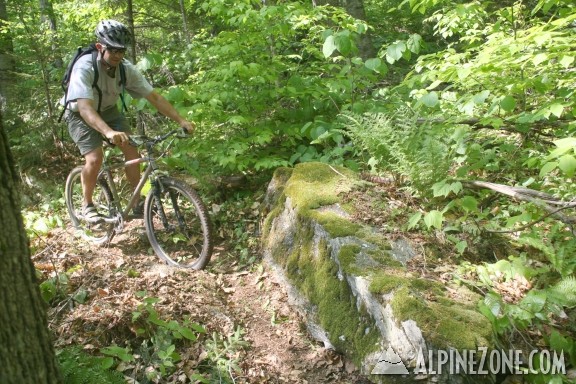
[462,180,576,226]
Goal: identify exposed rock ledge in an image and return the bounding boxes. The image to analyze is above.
[261,163,494,384]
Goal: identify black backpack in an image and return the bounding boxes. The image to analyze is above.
[58,43,128,122]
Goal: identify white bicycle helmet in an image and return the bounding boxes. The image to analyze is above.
[95,20,131,49]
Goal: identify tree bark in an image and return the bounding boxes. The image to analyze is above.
[179,0,191,45]
[0,112,62,383]
[39,0,62,68]
[0,0,15,110]
[313,0,375,58]
[126,0,137,63]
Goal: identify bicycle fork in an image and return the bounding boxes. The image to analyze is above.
[151,178,188,235]
[151,178,172,230]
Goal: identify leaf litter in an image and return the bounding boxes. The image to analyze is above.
[32,218,370,383]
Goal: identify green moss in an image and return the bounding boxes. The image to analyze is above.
[370,273,411,294]
[284,227,379,364]
[357,228,392,250]
[369,272,445,296]
[337,244,362,274]
[261,168,294,237]
[366,248,402,268]
[283,163,356,213]
[311,211,362,238]
[390,286,491,349]
[272,167,294,185]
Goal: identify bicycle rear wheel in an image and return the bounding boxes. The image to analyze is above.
[65,166,114,245]
[144,177,213,269]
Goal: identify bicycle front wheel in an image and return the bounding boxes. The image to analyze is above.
[65,166,114,245]
[144,177,213,269]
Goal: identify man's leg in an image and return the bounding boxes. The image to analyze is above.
[120,144,140,192]
[104,108,140,195]
[81,147,103,205]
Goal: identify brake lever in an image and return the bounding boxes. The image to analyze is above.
[129,136,146,147]
[176,127,188,138]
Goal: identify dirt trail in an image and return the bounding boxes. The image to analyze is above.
[35,222,370,383]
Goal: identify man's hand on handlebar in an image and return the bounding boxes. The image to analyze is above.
[180,120,196,134]
[105,130,130,146]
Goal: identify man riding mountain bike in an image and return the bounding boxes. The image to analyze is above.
[62,19,195,223]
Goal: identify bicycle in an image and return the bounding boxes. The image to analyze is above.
[64,128,213,269]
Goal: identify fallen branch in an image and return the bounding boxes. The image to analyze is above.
[461,180,576,226]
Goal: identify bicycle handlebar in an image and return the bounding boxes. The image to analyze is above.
[129,128,187,147]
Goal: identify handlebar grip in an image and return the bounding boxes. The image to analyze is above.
[177,127,188,137]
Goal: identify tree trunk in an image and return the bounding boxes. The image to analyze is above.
[0,112,63,383]
[39,0,62,68]
[126,0,137,63]
[0,0,15,110]
[179,0,191,45]
[313,0,375,58]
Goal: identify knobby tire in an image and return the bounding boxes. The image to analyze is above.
[65,166,114,245]
[144,177,213,269]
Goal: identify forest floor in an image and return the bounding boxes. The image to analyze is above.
[27,159,498,384]
[33,214,373,383]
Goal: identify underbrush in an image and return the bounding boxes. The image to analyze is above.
[342,180,576,382]
[22,147,267,383]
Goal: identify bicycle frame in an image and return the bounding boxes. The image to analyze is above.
[98,130,179,225]
[99,157,152,223]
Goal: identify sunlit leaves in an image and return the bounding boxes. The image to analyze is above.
[532,53,548,66]
[322,35,338,57]
[459,196,478,212]
[407,34,423,54]
[558,155,576,177]
[540,137,576,177]
[407,212,422,230]
[403,5,576,128]
[500,96,516,112]
[386,41,406,63]
[419,91,438,107]
[432,180,462,197]
[364,58,384,73]
[423,210,444,229]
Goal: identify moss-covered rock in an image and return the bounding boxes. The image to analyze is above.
[262,162,494,383]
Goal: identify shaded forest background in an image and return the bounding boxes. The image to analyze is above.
[1,0,576,383]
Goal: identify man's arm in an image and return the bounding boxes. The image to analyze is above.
[77,98,129,145]
[144,90,196,133]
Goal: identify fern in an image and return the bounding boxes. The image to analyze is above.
[57,347,125,384]
[546,276,576,308]
[517,225,576,277]
[341,108,456,195]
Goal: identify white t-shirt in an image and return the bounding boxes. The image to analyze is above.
[63,52,154,112]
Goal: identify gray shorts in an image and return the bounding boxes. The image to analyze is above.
[66,107,131,156]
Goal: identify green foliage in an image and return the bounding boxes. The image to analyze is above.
[57,346,125,384]
[210,190,263,268]
[39,264,87,305]
[342,107,460,195]
[22,199,65,237]
[198,326,250,383]
[474,256,576,339]
[541,137,576,178]
[454,239,576,380]
[100,291,206,382]
[404,5,576,129]
[150,0,387,174]
[39,272,68,304]
[516,224,576,278]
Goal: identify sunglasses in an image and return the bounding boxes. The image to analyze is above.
[104,46,127,55]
